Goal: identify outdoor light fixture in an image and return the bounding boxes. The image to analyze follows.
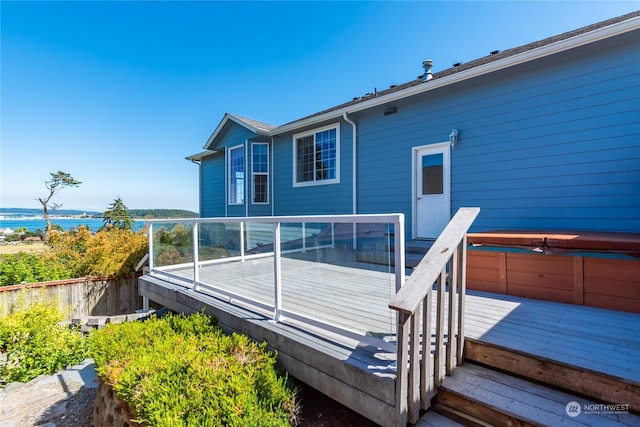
[383,107,397,116]
[449,129,459,148]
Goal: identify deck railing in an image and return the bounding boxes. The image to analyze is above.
[145,214,405,339]
[389,207,480,426]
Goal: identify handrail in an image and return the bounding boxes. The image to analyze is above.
[390,208,480,314]
[389,207,480,426]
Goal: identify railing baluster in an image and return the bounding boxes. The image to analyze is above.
[421,288,433,409]
[447,251,458,374]
[457,236,468,365]
[434,268,446,387]
[408,308,421,424]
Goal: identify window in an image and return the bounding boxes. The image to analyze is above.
[228,145,244,204]
[293,124,339,186]
[252,143,269,204]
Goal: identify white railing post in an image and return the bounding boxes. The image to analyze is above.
[240,222,245,262]
[302,222,306,253]
[148,223,154,271]
[273,221,282,322]
[394,218,405,292]
[192,222,199,288]
[331,223,335,247]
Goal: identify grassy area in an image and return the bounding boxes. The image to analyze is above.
[0,242,47,255]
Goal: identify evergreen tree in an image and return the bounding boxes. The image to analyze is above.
[102,197,132,231]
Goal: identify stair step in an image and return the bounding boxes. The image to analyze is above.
[416,409,465,426]
[464,339,640,413]
[437,363,640,426]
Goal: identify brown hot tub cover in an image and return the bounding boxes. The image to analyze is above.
[467,230,640,258]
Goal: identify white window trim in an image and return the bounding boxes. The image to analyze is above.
[228,144,245,205]
[251,142,269,204]
[292,123,340,188]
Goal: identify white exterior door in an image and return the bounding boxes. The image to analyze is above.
[414,143,450,238]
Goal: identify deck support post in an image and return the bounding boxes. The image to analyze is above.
[273,221,282,322]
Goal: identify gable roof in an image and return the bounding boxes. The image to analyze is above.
[193,11,639,156]
[203,113,276,151]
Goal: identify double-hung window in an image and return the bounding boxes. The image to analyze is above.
[228,145,245,205]
[293,124,340,187]
[251,143,269,204]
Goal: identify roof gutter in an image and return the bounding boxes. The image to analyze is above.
[271,16,639,136]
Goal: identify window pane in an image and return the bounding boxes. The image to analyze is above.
[252,144,268,173]
[296,136,314,182]
[315,129,336,181]
[229,147,245,204]
[422,153,443,195]
[253,174,268,203]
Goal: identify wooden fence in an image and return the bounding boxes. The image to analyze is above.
[0,274,143,318]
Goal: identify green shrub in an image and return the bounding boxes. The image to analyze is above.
[0,252,73,286]
[0,300,86,384]
[90,312,298,426]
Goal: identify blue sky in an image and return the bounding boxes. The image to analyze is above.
[1,1,637,213]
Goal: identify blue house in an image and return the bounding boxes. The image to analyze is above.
[188,12,640,239]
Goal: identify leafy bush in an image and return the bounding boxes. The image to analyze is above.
[0,299,86,384]
[47,226,148,278]
[90,312,298,426]
[0,252,73,286]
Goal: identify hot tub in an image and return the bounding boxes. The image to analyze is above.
[466,231,640,313]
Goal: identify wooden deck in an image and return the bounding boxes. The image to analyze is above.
[140,250,640,426]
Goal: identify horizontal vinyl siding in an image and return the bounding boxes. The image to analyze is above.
[201,123,259,218]
[452,35,640,233]
[356,31,640,234]
[271,123,353,216]
[200,153,225,218]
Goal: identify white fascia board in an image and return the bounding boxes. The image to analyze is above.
[186,150,218,161]
[271,16,640,136]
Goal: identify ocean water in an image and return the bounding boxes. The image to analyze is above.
[0,217,143,233]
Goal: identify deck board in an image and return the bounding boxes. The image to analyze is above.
[154,254,640,385]
[145,252,640,427]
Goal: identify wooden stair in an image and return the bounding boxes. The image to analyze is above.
[436,363,640,426]
[433,336,640,426]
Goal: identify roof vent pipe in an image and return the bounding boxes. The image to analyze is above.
[422,59,433,81]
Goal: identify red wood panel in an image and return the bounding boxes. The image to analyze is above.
[467,251,502,293]
[506,283,576,304]
[583,293,640,314]
[506,253,575,291]
[583,258,640,282]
